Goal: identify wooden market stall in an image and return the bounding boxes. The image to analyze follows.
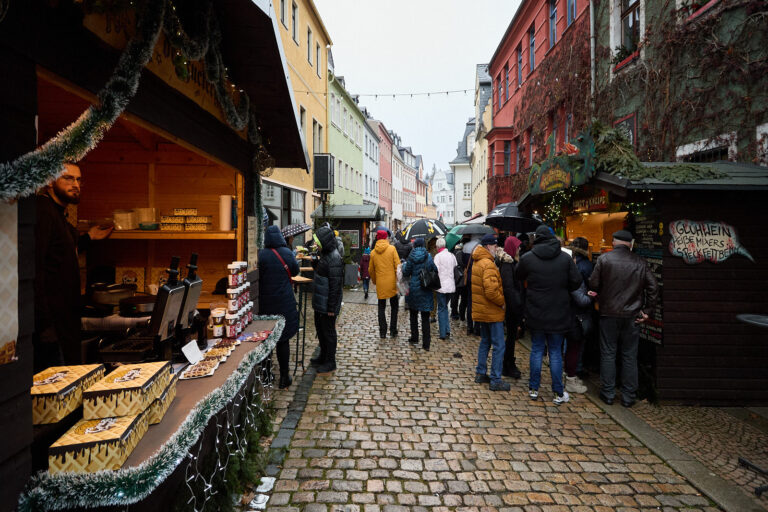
[0,0,308,509]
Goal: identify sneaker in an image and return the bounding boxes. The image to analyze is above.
[565,375,587,394]
[553,391,570,405]
[490,380,511,391]
[474,373,491,384]
[529,389,539,400]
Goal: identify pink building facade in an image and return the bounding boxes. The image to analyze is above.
[368,120,393,217]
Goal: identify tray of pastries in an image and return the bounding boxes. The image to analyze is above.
[179,359,219,380]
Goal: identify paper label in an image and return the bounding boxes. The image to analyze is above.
[181,340,203,365]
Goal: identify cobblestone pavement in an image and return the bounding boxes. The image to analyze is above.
[630,403,768,510]
[264,299,721,511]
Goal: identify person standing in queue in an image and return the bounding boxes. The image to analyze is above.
[258,225,300,389]
[433,237,457,340]
[496,236,523,379]
[34,163,112,371]
[359,246,371,301]
[311,225,344,374]
[450,243,466,321]
[401,238,437,351]
[368,230,401,339]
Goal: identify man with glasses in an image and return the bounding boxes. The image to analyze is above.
[34,163,112,370]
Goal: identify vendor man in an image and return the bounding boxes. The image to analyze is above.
[34,163,112,370]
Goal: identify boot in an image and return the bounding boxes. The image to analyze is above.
[310,354,324,366]
[278,374,292,389]
[364,292,368,300]
[316,361,336,374]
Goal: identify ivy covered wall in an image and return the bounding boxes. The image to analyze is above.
[593,0,768,164]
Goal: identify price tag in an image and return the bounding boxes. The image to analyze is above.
[181,339,203,365]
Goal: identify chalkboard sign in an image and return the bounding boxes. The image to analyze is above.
[633,210,663,344]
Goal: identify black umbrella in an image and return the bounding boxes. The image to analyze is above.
[486,202,542,232]
[396,218,448,242]
[281,223,312,238]
[455,224,494,236]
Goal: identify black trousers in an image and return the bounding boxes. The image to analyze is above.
[378,296,399,336]
[314,312,338,364]
[457,286,468,320]
[504,309,521,372]
[275,330,291,376]
[409,309,431,349]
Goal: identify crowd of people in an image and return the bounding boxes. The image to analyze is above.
[261,220,659,408]
[364,224,659,407]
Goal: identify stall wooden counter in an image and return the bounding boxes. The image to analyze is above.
[19,317,283,512]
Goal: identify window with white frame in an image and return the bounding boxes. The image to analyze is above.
[335,98,341,125]
[610,0,644,65]
[757,123,768,166]
[343,108,348,135]
[280,0,286,26]
[463,183,471,198]
[676,132,737,163]
[621,0,640,53]
[529,26,535,72]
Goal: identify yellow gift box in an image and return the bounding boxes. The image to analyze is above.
[31,365,106,425]
[83,361,170,420]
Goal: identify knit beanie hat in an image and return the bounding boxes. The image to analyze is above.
[504,236,522,257]
[376,230,388,241]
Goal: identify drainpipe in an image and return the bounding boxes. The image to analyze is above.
[590,0,596,111]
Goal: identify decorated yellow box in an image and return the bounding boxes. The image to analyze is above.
[83,362,170,420]
[31,365,106,425]
[148,373,178,425]
[48,411,149,474]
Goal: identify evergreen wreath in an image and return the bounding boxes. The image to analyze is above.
[18,315,285,512]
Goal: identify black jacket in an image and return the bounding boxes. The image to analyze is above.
[589,245,659,318]
[496,250,523,315]
[34,194,87,369]
[394,239,412,262]
[312,226,344,314]
[516,233,582,333]
[258,226,300,338]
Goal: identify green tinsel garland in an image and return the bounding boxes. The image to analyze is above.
[591,120,726,183]
[0,0,165,201]
[17,315,285,512]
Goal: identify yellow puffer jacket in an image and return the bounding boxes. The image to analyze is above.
[470,245,505,323]
[368,239,400,299]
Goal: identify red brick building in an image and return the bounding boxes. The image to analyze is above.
[486,0,591,207]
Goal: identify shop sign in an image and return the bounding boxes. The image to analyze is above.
[572,191,608,212]
[528,128,596,195]
[669,220,754,264]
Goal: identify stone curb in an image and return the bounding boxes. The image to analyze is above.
[518,336,765,512]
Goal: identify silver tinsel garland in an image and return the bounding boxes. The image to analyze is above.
[18,315,285,512]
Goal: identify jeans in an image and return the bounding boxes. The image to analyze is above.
[378,296,399,336]
[409,309,431,349]
[314,312,338,364]
[599,316,640,401]
[362,278,370,294]
[529,331,565,395]
[475,321,505,384]
[437,292,451,338]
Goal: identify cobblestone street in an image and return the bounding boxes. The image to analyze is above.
[261,298,737,511]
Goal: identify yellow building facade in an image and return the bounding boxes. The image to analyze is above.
[471,100,492,215]
[264,0,332,229]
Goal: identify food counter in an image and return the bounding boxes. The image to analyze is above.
[18,316,284,512]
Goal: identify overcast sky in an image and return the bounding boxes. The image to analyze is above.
[312,0,521,176]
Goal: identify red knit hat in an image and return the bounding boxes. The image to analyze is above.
[376,230,388,241]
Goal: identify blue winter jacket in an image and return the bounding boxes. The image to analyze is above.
[258,225,300,338]
[402,247,438,312]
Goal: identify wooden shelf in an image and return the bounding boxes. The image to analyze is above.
[109,230,236,240]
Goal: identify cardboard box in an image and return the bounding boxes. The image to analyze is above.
[48,411,149,473]
[147,373,178,425]
[31,365,106,425]
[83,362,170,419]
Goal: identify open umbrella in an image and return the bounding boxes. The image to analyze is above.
[445,224,494,251]
[486,202,542,233]
[396,218,448,243]
[281,223,312,238]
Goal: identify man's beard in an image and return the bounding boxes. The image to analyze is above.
[51,183,81,205]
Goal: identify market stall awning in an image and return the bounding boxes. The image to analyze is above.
[595,161,768,192]
[217,0,310,170]
[310,204,383,220]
